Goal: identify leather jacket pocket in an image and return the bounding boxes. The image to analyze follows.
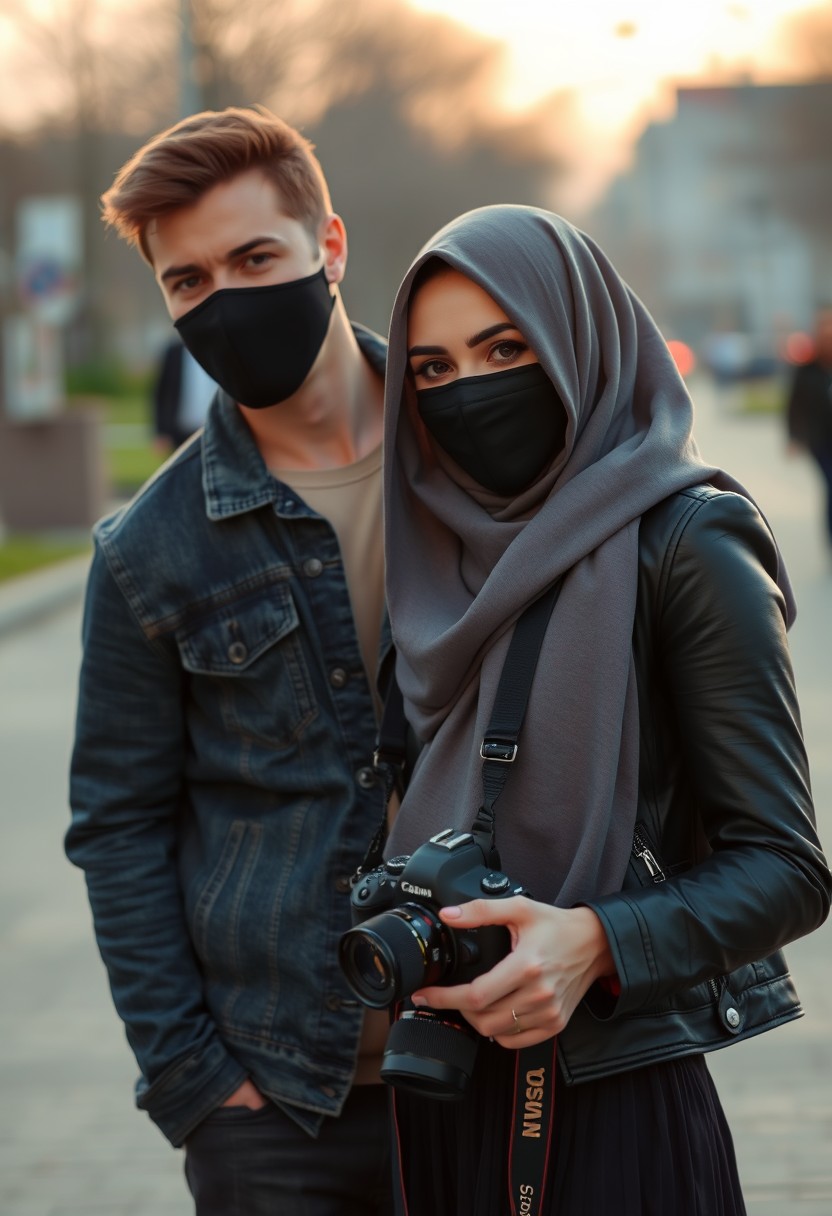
[177,584,318,750]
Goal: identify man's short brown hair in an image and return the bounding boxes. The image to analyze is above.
[101,106,333,262]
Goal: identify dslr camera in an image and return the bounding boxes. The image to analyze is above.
[338,827,526,1100]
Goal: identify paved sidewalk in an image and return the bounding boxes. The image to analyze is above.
[0,553,90,641]
[0,375,829,1214]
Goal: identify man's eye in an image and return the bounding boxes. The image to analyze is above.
[173,276,201,294]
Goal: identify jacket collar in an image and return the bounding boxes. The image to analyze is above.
[201,322,387,521]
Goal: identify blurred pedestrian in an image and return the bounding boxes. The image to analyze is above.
[151,335,218,452]
[786,305,832,550]
[66,108,393,1216]
[366,205,831,1216]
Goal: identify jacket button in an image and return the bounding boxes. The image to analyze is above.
[335,875,352,894]
[329,667,348,688]
[725,1007,741,1028]
[356,766,377,789]
[303,557,323,578]
[325,994,341,1012]
[227,641,248,664]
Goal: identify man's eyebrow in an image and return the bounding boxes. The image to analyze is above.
[466,321,517,348]
[159,236,286,283]
[160,261,200,284]
[226,236,285,260]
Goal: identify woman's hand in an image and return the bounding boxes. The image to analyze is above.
[411,897,616,1048]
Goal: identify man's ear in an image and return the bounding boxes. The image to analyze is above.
[319,213,347,286]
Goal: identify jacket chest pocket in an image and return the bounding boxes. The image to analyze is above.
[177,583,318,751]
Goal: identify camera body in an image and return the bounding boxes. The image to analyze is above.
[343,827,526,1005]
[338,827,527,1100]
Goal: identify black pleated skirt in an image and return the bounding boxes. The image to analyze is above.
[391,1039,746,1216]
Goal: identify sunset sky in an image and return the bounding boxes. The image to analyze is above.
[0,0,827,210]
[411,0,821,115]
[408,0,829,207]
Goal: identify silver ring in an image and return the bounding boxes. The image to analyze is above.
[511,1008,519,1024]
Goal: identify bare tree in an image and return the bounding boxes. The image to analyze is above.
[0,0,173,359]
[0,0,572,360]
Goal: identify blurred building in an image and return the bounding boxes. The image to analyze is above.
[588,81,832,369]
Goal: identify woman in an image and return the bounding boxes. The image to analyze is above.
[379,206,831,1215]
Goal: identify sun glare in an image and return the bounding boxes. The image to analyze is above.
[406,0,825,207]
[407,0,823,116]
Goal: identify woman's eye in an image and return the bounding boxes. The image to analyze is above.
[489,340,527,364]
[416,359,453,381]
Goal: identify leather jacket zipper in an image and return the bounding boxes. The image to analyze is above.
[632,826,666,883]
[630,828,729,1012]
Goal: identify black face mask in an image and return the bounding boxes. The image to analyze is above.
[174,267,335,408]
[416,363,568,496]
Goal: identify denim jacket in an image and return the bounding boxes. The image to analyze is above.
[67,326,389,1147]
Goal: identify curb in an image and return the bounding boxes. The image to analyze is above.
[0,553,91,641]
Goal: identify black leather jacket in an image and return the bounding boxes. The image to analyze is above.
[560,485,831,1084]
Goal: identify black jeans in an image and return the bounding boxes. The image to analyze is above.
[184,1084,394,1215]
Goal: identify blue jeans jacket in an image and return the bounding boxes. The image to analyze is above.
[67,327,390,1147]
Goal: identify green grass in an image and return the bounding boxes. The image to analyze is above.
[68,390,167,495]
[0,535,90,583]
[109,443,166,494]
[0,392,162,586]
[736,378,786,416]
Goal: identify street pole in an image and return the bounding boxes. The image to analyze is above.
[179,0,202,119]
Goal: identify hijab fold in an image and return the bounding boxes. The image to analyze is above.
[383,206,794,906]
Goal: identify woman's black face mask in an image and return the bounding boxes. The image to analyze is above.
[174,267,335,408]
[416,363,568,497]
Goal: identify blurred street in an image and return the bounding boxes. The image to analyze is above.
[0,374,830,1215]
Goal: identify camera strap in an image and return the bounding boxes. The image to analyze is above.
[472,575,564,860]
[509,1036,558,1216]
[476,579,563,1215]
[368,580,566,1211]
[360,576,565,879]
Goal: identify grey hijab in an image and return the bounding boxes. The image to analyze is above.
[383,205,794,907]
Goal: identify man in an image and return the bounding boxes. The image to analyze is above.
[66,108,393,1215]
[150,335,218,452]
[786,305,832,553]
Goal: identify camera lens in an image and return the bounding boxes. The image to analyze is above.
[380,1006,479,1100]
[341,933,397,1004]
[338,905,451,1008]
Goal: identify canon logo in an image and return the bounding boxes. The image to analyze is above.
[400,881,433,898]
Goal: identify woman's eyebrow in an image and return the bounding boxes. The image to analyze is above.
[466,321,517,348]
[408,322,519,360]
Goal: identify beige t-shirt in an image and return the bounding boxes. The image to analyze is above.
[276,445,391,1081]
[276,444,384,713]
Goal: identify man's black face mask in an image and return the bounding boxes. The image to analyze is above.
[174,267,335,409]
[416,362,568,497]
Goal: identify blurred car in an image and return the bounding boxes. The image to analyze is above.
[700,332,779,382]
